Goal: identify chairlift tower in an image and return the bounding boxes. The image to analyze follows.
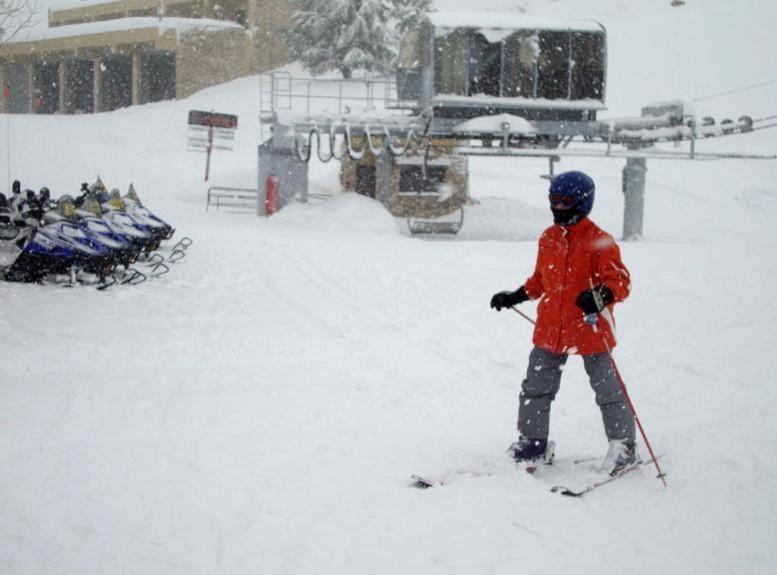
[258,11,776,238]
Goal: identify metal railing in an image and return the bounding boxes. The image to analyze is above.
[259,72,418,142]
[206,186,260,212]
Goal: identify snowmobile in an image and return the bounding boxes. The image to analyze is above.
[0,194,25,279]
[2,219,113,285]
[71,194,142,267]
[3,195,133,287]
[75,185,179,275]
[121,185,175,241]
[0,193,17,238]
[48,195,150,285]
[75,184,161,256]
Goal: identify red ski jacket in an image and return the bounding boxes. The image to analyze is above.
[523,218,630,355]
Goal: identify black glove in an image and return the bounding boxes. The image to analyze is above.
[490,286,529,311]
[575,284,614,315]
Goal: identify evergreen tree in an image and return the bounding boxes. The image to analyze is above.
[284,0,430,79]
[390,0,432,35]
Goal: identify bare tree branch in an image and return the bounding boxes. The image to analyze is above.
[0,0,41,47]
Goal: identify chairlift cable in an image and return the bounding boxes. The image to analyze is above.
[750,122,777,132]
[691,79,777,102]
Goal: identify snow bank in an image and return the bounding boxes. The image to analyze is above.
[271,191,402,236]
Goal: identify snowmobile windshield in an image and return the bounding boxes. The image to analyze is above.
[83,198,102,217]
[125,186,140,203]
[91,183,110,204]
[108,189,125,209]
[57,195,77,220]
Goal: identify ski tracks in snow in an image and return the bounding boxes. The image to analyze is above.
[249,241,458,370]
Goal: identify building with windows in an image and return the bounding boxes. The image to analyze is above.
[0,0,291,113]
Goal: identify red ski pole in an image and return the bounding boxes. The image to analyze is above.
[509,306,667,487]
[511,306,536,325]
[598,336,667,487]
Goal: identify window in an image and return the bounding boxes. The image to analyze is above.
[356,165,376,198]
[101,54,133,112]
[141,52,176,104]
[503,32,538,98]
[537,31,570,100]
[571,32,605,100]
[468,32,502,97]
[64,59,94,114]
[432,27,605,102]
[398,28,427,70]
[3,63,29,113]
[33,61,60,114]
[398,27,428,101]
[399,166,448,194]
[434,30,468,95]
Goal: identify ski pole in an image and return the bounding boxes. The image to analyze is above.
[598,334,668,487]
[510,306,536,325]
[509,305,667,488]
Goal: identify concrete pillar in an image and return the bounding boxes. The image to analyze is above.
[59,60,67,113]
[246,0,258,26]
[0,65,5,114]
[93,58,102,113]
[246,0,258,71]
[376,148,391,207]
[132,52,141,105]
[622,156,647,241]
[27,63,34,113]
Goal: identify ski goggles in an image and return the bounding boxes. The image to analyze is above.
[549,189,592,209]
[549,193,577,208]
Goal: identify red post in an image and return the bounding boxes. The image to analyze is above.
[204,125,214,181]
[265,176,278,216]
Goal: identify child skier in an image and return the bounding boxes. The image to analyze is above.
[490,170,636,475]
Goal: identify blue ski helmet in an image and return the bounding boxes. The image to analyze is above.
[548,171,595,226]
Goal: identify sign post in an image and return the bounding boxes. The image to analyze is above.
[204,125,214,181]
[187,110,238,181]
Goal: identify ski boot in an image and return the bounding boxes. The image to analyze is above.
[602,438,637,476]
[508,436,555,473]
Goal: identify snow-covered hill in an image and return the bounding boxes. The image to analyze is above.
[2,1,777,574]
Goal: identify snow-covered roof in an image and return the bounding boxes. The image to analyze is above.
[434,94,607,110]
[10,17,244,44]
[427,11,605,34]
[452,113,536,136]
[48,0,190,11]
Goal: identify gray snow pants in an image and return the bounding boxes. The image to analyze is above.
[517,346,636,442]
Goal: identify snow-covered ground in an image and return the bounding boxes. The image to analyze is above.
[2,1,777,574]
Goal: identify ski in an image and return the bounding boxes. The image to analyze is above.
[550,456,665,497]
[411,474,443,488]
[410,462,507,488]
[410,444,596,489]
